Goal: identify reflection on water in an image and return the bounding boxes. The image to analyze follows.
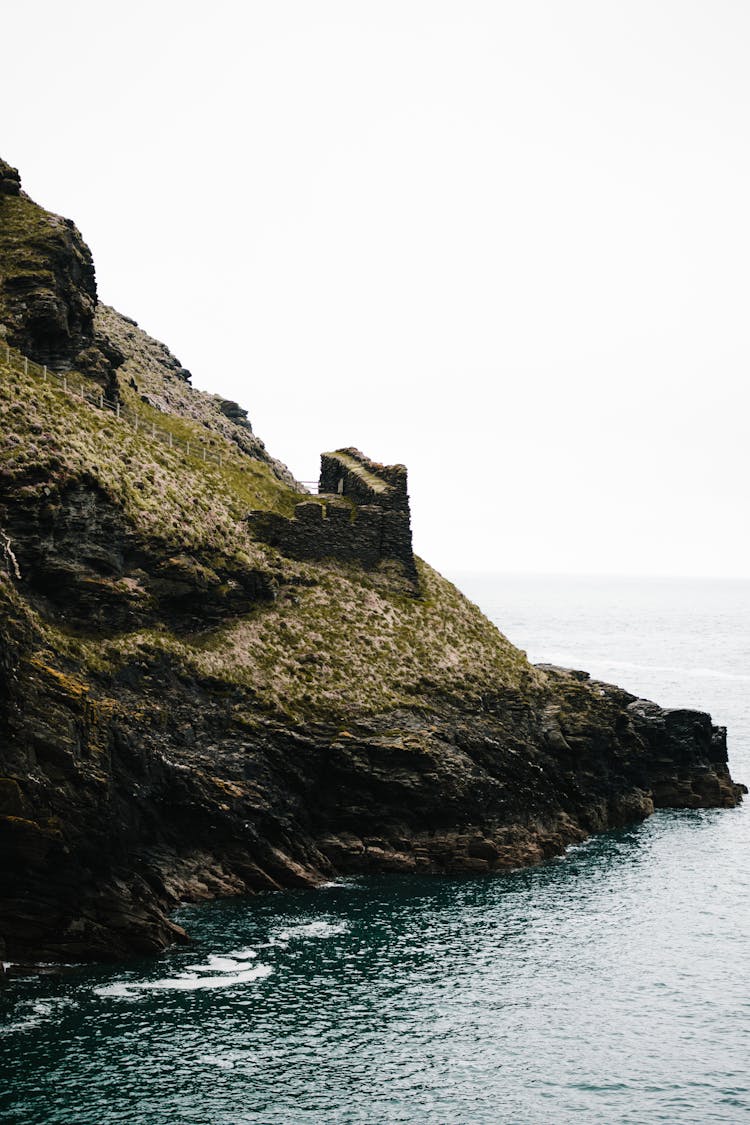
[2,576,749,1124]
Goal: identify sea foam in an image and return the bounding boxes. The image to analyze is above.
[94,963,271,998]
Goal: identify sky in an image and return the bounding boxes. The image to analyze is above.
[2,0,749,577]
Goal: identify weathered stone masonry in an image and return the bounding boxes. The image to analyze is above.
[246,448,419,588]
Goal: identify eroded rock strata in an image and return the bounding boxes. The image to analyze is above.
[0,159,744,963]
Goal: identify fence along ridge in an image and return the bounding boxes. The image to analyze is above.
[1,342,224,467]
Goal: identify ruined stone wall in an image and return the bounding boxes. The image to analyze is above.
[247,500,417,585]
[319,448,409,511]
[247,448,418,587]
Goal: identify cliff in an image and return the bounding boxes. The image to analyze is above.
[0,158,744,962]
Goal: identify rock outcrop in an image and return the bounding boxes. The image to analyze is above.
[0,159,122,388]
[0,157,744,964]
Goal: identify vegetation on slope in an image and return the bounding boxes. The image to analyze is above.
[0,342,300,567]
[98,559,539,724]
[0,332,538,726]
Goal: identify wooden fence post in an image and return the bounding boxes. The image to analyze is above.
[2,346,239,484]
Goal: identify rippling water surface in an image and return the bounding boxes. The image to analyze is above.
[3,575,749,1124]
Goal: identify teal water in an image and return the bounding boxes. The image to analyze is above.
[3,575,749,1124]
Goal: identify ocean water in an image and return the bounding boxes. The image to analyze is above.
[2,574,749,1125]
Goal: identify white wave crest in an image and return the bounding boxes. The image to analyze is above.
[94,962,271,998]
[185,954,246,973]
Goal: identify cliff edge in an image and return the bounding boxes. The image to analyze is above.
[0,158,743,962]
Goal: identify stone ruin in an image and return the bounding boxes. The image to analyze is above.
[246,447,418,589]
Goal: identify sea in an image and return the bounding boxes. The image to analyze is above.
[2,574,749,1125]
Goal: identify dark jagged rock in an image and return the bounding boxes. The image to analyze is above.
[218,399,253,430]
[0,162,122,391]
[0,159,21,197]
[0,475,275,633]
[0,155,743,964]
[0,599,742,963]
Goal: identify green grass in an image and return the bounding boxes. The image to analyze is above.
[1,335,539,730]
[0,344,301,569]
[0,192,55,243]
[95,559,540,724]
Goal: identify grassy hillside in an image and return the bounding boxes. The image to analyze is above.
[0,329,539,726]
[0,340,298,553]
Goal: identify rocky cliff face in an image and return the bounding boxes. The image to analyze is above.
[0,158,121,388]
[0,159,744,963]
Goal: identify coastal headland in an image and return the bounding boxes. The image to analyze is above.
[0,157,743,963]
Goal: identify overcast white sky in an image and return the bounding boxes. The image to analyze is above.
[3,1,749,576]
